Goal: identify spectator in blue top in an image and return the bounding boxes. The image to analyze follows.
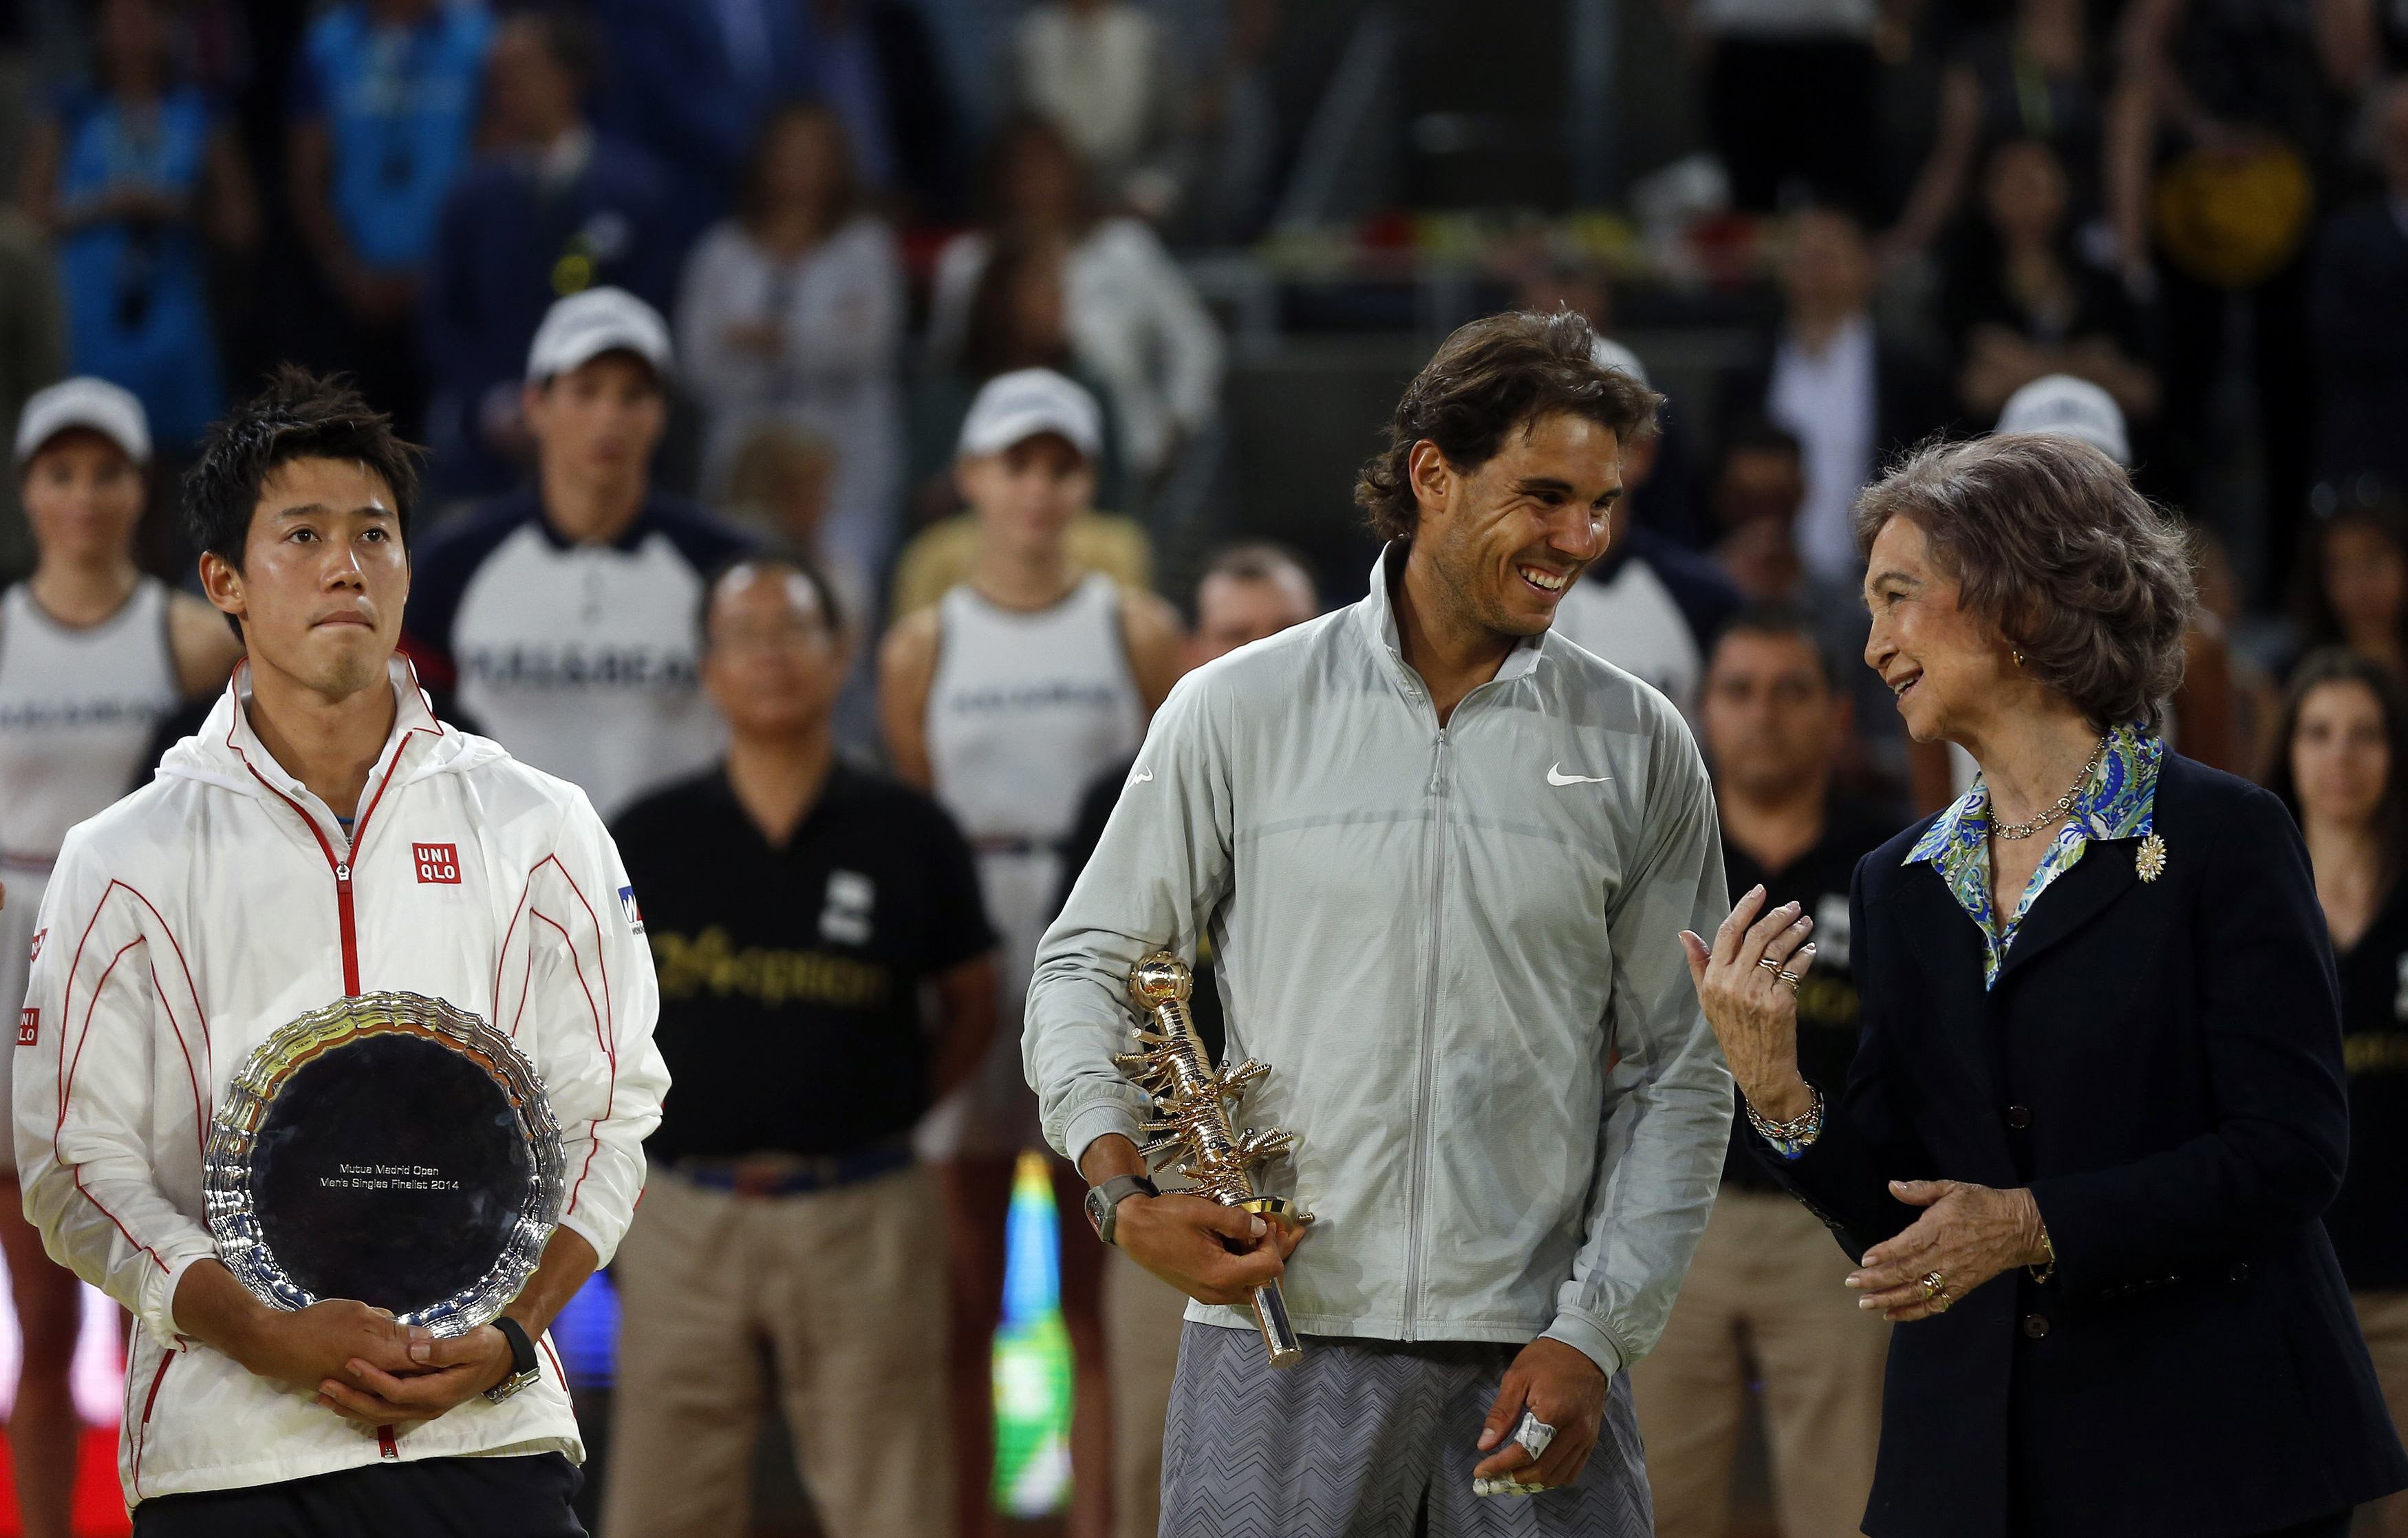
[592,0,813,254]
[17,0,257,457]
[287,0,493,434]
[424,5,672,503]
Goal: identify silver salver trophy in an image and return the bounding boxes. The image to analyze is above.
[1117,951,1309,1367]
[202,992,564,1338]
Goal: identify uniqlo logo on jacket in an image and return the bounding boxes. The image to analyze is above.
[413,843,462,884]
[17,1008,35,1047]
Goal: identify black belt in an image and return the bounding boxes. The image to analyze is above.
[667,1141,914,1198]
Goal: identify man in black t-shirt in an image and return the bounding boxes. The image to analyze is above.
[601,553,996,1538]
[1629,602,1902,1538]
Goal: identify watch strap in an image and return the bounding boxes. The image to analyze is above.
[483,1316,541,1403]
[1091,1173,1159,1246]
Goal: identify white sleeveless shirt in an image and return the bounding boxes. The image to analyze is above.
[0,577,181,866]
[918,572,1145,1157]
[925,573,1145,853]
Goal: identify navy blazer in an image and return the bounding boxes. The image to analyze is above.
[1763,754,2408,1538]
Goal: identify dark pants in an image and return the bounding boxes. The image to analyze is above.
[131,1452,584,1538]
[1708,35,1882,213]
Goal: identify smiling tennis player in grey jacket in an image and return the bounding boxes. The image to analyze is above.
[1026,310,1734,1536]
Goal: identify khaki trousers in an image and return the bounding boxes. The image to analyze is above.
[601,1164,952,1538]
[1630,1187,1888,1538]
[1105,1249,1190,1538]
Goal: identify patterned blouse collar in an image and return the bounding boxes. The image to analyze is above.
[1905,722,2163,988]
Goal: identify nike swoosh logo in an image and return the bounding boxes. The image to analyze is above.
[1130,767,1154,784]
[1547,763,1611,787]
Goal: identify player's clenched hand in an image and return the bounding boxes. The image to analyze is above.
[1473,1338,1608,1490]
[318,1325,516,1427]
[231,1295,422,1391]
[1117,1193,1305,1305]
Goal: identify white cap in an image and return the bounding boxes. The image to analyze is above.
[957,368,1101,460]
[14,376,150,465]
[526,286,672,383]
[1589,334,1651,388]
[1996,374,2129,467]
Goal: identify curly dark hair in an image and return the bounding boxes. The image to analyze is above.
[1353,310,1664,543]
[184,367,422,634]
[1852,433,2196,731]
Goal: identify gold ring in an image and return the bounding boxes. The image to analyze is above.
[1756,956,1783,974]
[1919,1270,1947,1300]
[1776,968,1803,991]
[1931,1289,1953,1313]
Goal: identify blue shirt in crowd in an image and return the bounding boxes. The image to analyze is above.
[290,1,493,275]
[52,84,223,449]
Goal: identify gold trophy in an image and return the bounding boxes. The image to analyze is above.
[1117,950,1307,1367]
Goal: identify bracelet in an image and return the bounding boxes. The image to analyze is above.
[1743,1085,1825,1160]
[2028,1218,2057,1285]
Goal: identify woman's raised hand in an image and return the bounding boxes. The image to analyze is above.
[1679,884,1818,1120]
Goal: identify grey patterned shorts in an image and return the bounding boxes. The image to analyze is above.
[1159,1323,1655,1537]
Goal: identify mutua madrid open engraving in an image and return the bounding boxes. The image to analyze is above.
[204,994,564,1337]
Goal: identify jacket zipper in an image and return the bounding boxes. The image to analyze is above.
[1402,723,1450,1340]
[130,1349,175,1497]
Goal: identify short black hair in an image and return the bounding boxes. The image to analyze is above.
[694,546,848,648]
[184,365,422,578]
[1710,599,1838,691]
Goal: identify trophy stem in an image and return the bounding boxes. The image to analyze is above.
[1251,1279,1302,1368]
[1123,950,1307,1369]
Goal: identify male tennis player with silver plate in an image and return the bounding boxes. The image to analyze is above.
[1027,310,1734,1536]
[11,370,667,1536]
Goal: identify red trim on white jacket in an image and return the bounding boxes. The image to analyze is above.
[12,658,666,1506]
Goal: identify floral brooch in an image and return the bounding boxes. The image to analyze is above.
[2135,833,2168,884]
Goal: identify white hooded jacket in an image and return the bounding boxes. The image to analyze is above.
[11,659,667,1506]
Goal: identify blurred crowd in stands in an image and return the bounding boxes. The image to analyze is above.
[4,0,2408,1535]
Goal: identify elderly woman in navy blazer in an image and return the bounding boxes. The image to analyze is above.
[1682,434,2408,1538]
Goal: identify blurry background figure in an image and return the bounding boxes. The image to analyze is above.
[1721,204,1957,587]
[908,228,1130,523]
[1178,0,1287,245]
[17,0,257,461]
[2265,649,2408,1538]
[285,0,490,436]
[1942,137,2157,428]
[678,102,905,619]
[422,3,673,504]
[1049,540,1320,1538]
[1706,418,1903,796]
[1552,337,1743,717]
[0,207,65,584]
[1884,0,2108,266]
[879,369,1183,1538]
[590,0,810,254]
[1010,0,1185,222]
[2114,0,2372,599]
[1910,374,2236,811]
[2309,78,2408,501]
[799,0,965,222]
[2292,493,2408,684]
[1662,0,1892,213]
[402,288,755,818]
[927,117,1222,509]
[603,554,995,1538]
[1633,604,1891,1538]
[0,378,239,1538]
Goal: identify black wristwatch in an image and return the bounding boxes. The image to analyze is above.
[1084,1174,1159,1246]
[482,1316,541,1404]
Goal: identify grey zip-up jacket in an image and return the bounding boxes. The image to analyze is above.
[1026,548,1734,1374]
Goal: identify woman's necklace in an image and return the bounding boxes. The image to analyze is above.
[1990,732,2110,841]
